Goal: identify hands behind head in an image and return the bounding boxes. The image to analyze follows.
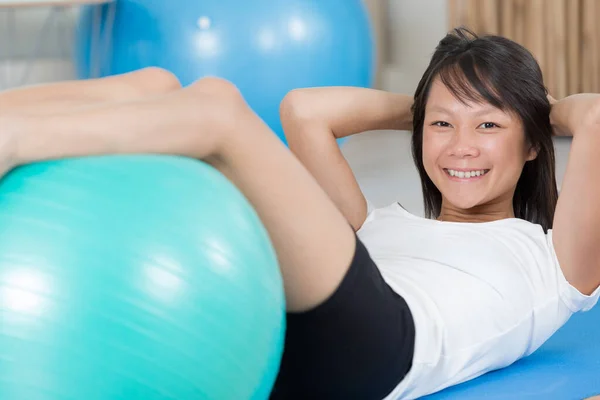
[548,93,600,137]
[548,93,570,137]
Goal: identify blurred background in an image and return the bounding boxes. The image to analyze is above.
[0,0,447,92]
[0,0,589,215]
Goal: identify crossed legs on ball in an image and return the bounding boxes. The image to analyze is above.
[0,67,182,115]
[0,73,412,398]
[0,74,355,314]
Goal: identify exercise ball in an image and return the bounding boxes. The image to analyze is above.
[0,155,285,400]
[74,0,375,144]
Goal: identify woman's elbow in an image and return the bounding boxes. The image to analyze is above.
[280,89,319,124]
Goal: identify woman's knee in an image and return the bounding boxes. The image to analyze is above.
[124,67,182,95]
[140,67,182,92]
[170,78,249,134]
[189,76,245,104]
[185,78,253,127]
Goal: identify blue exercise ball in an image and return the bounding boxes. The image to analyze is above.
[74,0,375,144]
[0,155,285,399]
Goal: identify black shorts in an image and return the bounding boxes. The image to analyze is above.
[269,235,416,400]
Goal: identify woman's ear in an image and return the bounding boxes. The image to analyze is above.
[526,144,540,161]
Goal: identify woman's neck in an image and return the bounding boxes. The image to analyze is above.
[437,201,515,223]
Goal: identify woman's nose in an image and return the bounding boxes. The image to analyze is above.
[447,128,481,158]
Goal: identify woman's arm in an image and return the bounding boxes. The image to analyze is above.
[280,87,413,230]
[550,93,600,295]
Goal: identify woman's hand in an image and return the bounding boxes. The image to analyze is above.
[549,93,600,138]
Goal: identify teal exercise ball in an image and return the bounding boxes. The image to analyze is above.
[0,155,285,400]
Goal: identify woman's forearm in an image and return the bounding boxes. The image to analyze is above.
[550,93,600,137]
[279,87,412,230]
[551,94,600,295]
[280,87,413,138]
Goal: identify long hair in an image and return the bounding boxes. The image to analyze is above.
[411,27,558,231]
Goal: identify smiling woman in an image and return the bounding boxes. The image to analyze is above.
[0,25,598,400]
[421,79,538,222]
[410,29,558,228]
[282,26,599,399]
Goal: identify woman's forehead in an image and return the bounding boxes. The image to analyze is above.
[426,79,516,119]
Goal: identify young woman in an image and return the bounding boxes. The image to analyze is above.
[0,27,598,399]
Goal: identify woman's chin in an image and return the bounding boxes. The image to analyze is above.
[440,193,487,211]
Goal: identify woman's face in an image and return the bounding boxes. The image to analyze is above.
[422,78,537,215]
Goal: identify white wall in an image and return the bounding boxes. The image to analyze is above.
[0,6,78,89]
[382,0,449,94]
[0,7,76,59]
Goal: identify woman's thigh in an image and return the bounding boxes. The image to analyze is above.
[270,236,416,400]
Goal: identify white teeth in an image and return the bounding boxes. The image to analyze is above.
[447,169,487,179]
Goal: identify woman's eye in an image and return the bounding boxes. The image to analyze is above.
[432,121,451,127]
[479,122,499,129]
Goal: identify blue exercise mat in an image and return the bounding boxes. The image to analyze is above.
[423,304,600,399]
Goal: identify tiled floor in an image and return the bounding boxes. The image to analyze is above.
[341,129,573,217]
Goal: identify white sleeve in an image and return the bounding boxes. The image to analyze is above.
[366,198,376,215]
[546,229,600,312]
[356,198,377,232]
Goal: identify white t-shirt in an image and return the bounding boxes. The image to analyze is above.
[356,202,600,400]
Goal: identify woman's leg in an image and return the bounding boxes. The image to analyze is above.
[6,77,355,312]
[0,67,181,115]
[270,236,415,399]
[189,79,360,311]
[3,78,415,396]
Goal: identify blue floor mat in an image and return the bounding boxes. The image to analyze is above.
[423,304,600,399]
